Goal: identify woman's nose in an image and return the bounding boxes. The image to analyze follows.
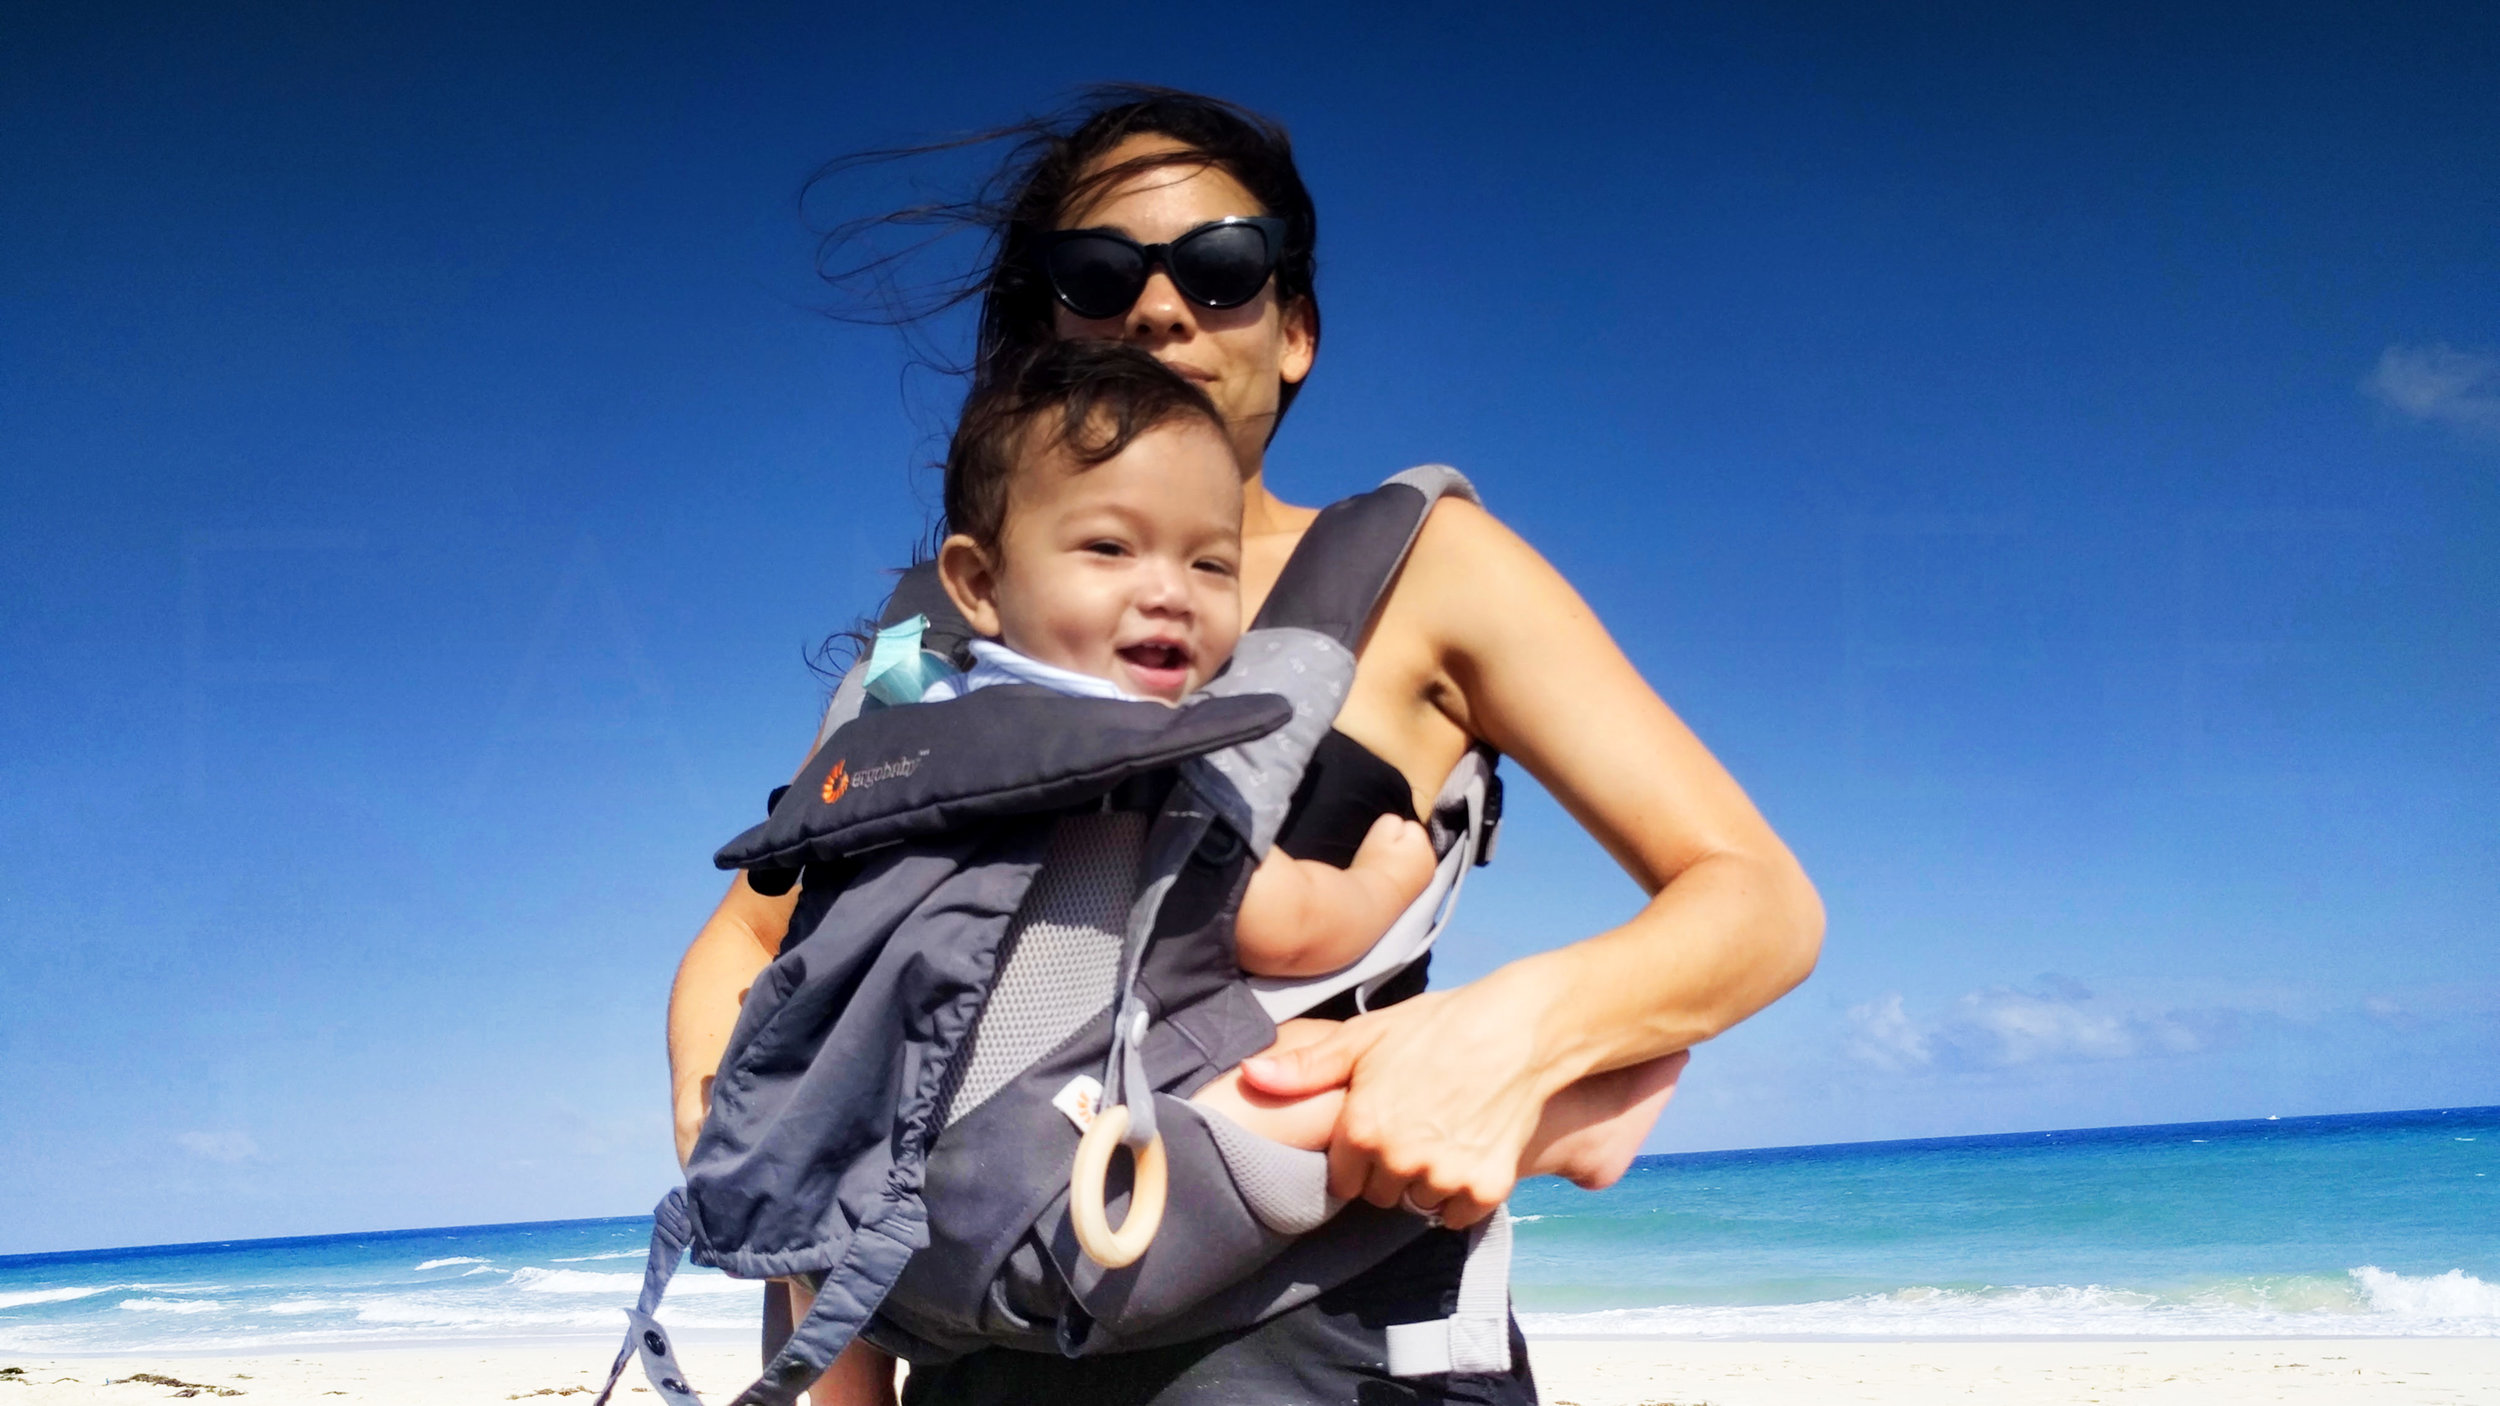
[1125,268,1192,341]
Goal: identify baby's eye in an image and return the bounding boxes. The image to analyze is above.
[1193,557,1239,578]
[1084,540,1130,558]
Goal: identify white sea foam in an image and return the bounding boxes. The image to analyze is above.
[413,1256,489,1271]
[2355,1267,2500,1323]
[1519,1268,2500,1338]
[0,1285,118,1310]
[552,1251,646,1262]
[506,1267,752,1296]
[261,1299,336,1315]
[507,1268,641,1294]
[118,1298,227,1315]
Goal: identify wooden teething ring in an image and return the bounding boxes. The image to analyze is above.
[1068,1103,1168,1269]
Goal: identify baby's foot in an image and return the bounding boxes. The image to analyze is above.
[1522,1051,1688,1189]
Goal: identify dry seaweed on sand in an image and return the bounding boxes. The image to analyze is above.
[118,1373,245,1396]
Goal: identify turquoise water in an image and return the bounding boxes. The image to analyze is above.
[1508,1105,2499,1334]
[4,1107,2493,1351]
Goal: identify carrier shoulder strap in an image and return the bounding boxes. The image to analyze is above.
[1251,465,1479,645]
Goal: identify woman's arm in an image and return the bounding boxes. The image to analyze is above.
[1242,499,1824,1225]
[668,873,800,1166]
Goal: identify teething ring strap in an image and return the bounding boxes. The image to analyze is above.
[1068,1103,1168,1269]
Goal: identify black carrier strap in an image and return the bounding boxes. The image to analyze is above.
[1251,471,1470,647]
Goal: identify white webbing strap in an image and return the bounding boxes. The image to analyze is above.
[624,1308,707,1406]
[1382,1204,1513,1378]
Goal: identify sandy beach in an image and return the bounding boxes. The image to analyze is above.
[6,1336,2498,1404]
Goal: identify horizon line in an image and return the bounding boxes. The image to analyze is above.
[7,1102,2494,1264]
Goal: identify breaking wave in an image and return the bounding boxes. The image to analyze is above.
[1518,1268,2500,1338]
[506,1267,752,1296]
[0,1285,118,1310]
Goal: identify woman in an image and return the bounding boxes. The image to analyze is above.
[669,88,1823,1404]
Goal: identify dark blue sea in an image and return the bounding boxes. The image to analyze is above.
[5,1107,2493,1351]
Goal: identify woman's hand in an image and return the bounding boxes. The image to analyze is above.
[1240,967,1573,1229]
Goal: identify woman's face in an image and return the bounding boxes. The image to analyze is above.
[1053,136,1316,474]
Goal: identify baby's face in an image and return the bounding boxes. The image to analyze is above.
[986,417,1245,702]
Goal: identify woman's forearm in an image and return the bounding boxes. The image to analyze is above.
[668,875,799,1165]
[1500,843,1823,1100]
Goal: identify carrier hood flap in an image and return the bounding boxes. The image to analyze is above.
[715,686,1292,871]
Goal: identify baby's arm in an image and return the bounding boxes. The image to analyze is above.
[1233,815,1437,977]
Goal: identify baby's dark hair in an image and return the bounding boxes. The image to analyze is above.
[943,339,1230,550]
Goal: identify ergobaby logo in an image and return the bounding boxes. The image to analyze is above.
[820,750,928,804]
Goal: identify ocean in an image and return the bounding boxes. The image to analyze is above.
[4,1106,2493,1354]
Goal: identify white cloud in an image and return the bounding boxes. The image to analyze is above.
[175,1130,260,1163]
[1843,978,2202,1073]
[1956,986,2138,1063]
[2365,343,2500,442]
[1844,993,1934,1072]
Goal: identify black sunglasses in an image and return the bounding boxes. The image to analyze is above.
[1039,216,1289,321]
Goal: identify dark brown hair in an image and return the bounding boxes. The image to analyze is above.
[811,85,1320,433]
[943,339,1228,550]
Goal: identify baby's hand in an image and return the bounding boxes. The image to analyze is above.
[1347,815,1437,910]
[1236,816,1439,977]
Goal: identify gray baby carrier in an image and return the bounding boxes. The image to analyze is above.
[601,470,1512,1406]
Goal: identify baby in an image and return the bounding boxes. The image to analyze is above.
[923,351,1443,1153]
[804,340,1677,1404]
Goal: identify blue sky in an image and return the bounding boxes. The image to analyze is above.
[3,1,2495,1254]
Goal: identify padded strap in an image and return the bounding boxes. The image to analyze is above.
[1382,1205,1514,1378]
[1251,466,1478,648]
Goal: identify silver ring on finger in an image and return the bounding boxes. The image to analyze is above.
[1397,1187,1445,1228]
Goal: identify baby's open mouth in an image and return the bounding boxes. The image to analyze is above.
[1115,640,1192,694]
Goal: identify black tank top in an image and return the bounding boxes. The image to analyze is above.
[1270,729,1418,867]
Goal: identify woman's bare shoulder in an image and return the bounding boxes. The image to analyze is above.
[1395,494,1608,671]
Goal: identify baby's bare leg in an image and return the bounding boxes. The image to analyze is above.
[1188,1017,1345,1151]
[1520,1050,1689,1189]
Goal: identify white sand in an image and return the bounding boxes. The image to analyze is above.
[1531,1337,2500,1403]
[5,1336,2497,1404]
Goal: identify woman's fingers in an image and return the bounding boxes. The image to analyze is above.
[1325,1125,1375,1202]
[1239,1013,1383,1098]
[1427,1187,1496,1230]
[1360,1159,1412,1210]
[1311,982,1548,1216]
